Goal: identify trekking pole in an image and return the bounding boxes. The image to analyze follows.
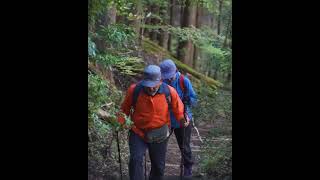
[145,153,147,180]
[192,119,203,143]
[116,131,123,180]
[180,120,185,180]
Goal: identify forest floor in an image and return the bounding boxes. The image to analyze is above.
[95,118,232,180]
[161,121,216,177]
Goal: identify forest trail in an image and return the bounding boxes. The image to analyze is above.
[143,119,231,179]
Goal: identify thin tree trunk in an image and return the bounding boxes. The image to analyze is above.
[193,3,202,69]
[177,0,197,66]
[104,6,116,25]
[159,31,169,49]
[149,5,160,41]
[144,12,151,38]
[159,2,170,49]
[217,0,223,35]
[168,0,181,53]
[213,69,218,80]
[95,5,116,52]
[223,13,231,48]
[227,72,232,82]
[167,0,174,52]
[135,0,143,45]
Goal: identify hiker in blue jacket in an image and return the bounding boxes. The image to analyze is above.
[159,59,197,177]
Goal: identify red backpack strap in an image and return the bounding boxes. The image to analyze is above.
[179,74,185,93]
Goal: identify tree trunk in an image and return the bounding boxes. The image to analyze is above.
[227,72,232,82]
[103,6,116,25]
[217,0,223,35]
[135,0,143,45]
[223,13,231,48]
[213,69,218,80]
[95,5,116,52]
[149,5,160,41]
[195,7,212,73]
[167,0,173,52]
[168,0,181,53]
[159,2,170,49]
[193,3,202,69]
[177,0,197,66]
[143,12,151,38]
[159,31,169,49]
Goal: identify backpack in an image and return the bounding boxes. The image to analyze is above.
[131,82,171,111]
[179,74,186,93]
[179,73,192,122]
[179,73,192,104]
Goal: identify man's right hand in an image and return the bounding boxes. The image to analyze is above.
[183,119,190,127]
[180,118,189,127]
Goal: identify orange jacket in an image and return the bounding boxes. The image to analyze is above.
[118,83,184,138]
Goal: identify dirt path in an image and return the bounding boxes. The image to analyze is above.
[89,114,231,180]
[142,121,217,178]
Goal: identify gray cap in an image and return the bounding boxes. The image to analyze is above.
[141,65,161,87]
[159,59,177,79]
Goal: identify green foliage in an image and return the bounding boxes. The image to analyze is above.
[93,54,145,76]
[198,0,219,14]
[200,139,232,178]
[142,0,168,13]
[193,85,231,124]
[198,0,232,17]
[95,54,121,66]
[168,26,227,52]
[88,37,97,57]
[221,0,232,22]
[113,0,134,16]
[88,73,108,124]
[147,25,231,83]
[168,26,214,46]
[88,0,135,27]
[88,0,110,26]
[219,48,232,74]
[196,87,232,178]
[193,81,218,123]
[114,56,145,76]
[88,72,125,125]
[97,24,137,49]
[88,71,130,176]
[201,45,231,78]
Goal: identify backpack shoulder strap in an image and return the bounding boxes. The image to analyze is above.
[179,74,185,93]
[179,74,190,104]
[132,82,143,108]
[161,83,172,110]
[132,82,172,110]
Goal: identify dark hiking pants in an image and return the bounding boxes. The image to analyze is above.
[129,130,169,180]
[173,123,194,169]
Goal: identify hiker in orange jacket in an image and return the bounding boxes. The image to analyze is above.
[118,65,188,180]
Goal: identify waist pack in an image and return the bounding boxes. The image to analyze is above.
[145,124,170,143]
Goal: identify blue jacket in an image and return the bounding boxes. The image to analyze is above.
[163,72,197,128]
